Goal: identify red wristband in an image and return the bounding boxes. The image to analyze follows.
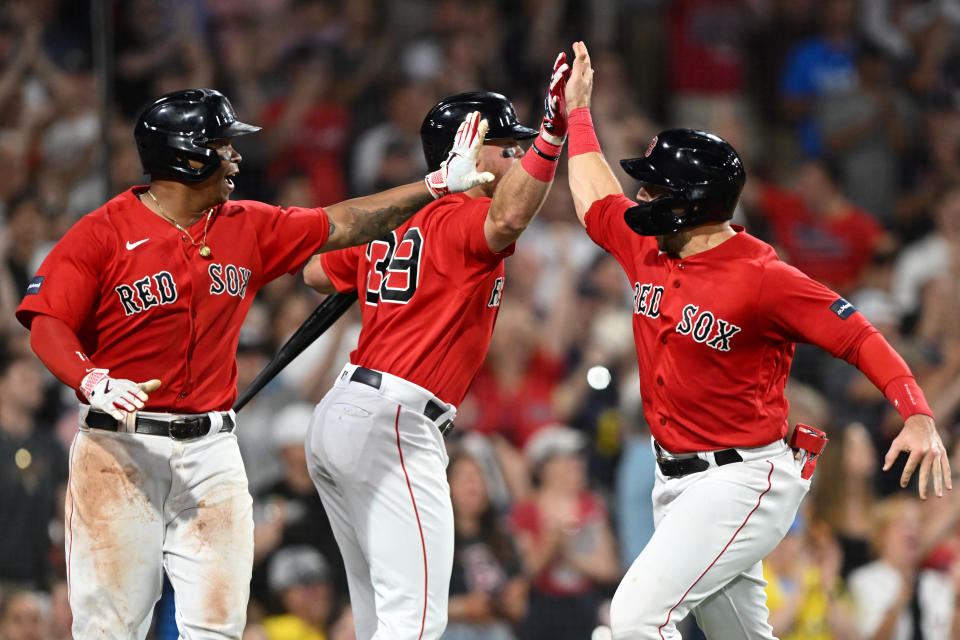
[569,108,602,157]
[521,135,562,182]
[884,375,935,421]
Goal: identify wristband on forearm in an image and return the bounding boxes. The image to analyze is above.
[884,375,934,421]
[568,108,602,157]
[521,136,562,183]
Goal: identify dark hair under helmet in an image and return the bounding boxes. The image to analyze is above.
[134,88,261,183]
[420,91,537,171]
[620,129,745,236]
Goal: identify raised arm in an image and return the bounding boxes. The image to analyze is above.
[565,41,623,227]
[321,113,493,252]
[484,53,570,252]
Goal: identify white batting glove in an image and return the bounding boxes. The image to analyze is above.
[424,110,495,199]
[80,368,162,421]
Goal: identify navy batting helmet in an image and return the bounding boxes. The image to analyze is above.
[620,129,745,236]
[420,91,537,171]
[134,89,261,183]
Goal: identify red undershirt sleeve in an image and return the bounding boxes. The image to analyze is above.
[30,314,97,391]
[853,333,934,420]
[759,260,932,420]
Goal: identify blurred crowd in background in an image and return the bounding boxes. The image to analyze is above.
[4,0,960,638]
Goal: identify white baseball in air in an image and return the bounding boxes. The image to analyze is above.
[591,626,613,640]
[587,365,612,390]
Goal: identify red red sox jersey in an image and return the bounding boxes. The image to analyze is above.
[321,193,513,406]
[16,186,329,412]
[586,194,878,452]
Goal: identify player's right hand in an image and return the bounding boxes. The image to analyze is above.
[424,111,495,199]
[540,52,571,145]
[565,41,594,111]
[80,368,162,421]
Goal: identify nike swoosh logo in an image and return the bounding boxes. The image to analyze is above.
[104,381,112,393]
[126,239,149,250]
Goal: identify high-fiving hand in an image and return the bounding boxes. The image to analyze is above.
[540,52,571,146]
[425,111,495,199]
[565,41,594,111]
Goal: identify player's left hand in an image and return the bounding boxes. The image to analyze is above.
[540,52,571,146]
[565,41,594,111]
[883,414,952,499]
[424,111,495,199]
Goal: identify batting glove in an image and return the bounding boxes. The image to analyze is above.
[424,110,495,199]
[80,368,162,421]
[540,52,571,146]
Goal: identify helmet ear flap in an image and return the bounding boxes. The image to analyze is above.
[624,192,690,235]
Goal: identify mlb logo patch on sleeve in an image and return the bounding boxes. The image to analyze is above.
[829,297,856,319]
[25,276,44,295]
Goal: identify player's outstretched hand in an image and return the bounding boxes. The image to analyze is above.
[566,41,594,111]
[80,368,162,421]
[883,414,952,499]
[424,110,494,199]
[540,52,571,146]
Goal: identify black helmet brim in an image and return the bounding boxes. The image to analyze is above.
[218,121,262,138]
[620,157,666,185]
[505,124,538,141]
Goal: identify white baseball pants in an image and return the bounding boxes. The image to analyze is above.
[610,439,810,640]
[66,411,253,640]
[306,364,456,640]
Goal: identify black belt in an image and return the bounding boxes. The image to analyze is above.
[350,367,454,436]
[85,410,235,440]
[655,443,743,478]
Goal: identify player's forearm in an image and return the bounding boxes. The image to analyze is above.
[484,163,552,252]
[568,108,622,226]
[303,256,338,294]
[853,332,934,420]
[321,183,432,252]
[30,314,94,391]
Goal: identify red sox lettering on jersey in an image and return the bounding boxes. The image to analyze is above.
[16,187,330,412]
[674,304,742,352]
[587,194,877,453]
[633,281,742,351]
[114,264,252,316]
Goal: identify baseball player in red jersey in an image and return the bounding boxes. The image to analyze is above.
[14,88,492,640]
[300,56,571,640]
[562,42,952,639]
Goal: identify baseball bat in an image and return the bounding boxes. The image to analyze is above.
[233,291,358,411]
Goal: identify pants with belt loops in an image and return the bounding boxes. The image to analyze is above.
[610,441,810,640]
[306,368,455,640]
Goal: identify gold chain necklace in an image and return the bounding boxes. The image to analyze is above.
[145,190,213,259]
